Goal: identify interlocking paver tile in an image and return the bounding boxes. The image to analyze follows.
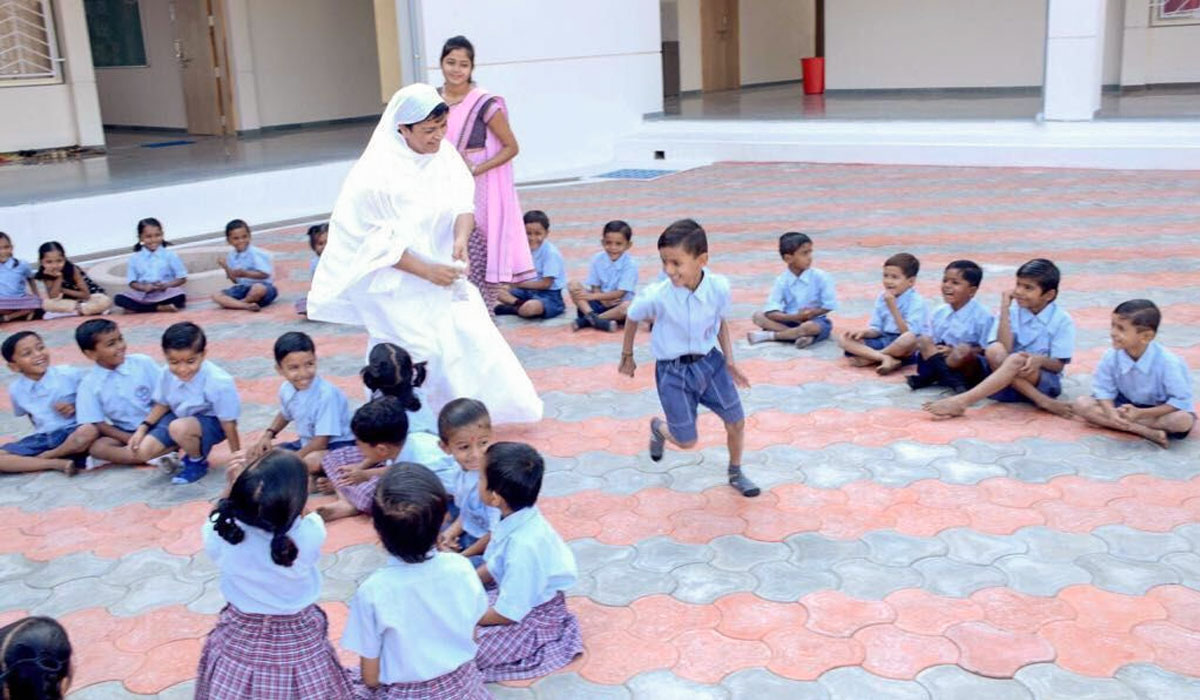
[916,665,1033,699]
[832,559,925,599]
[817,666,932,699]
[993,555,1094,597]
[862,530,948,567]
[671,562,758,604]
[939,528,1028,565]
[1114,662,1200,699]
[1013,664,1138,699]
[1075,553,1182,595]
[625,669,731,699]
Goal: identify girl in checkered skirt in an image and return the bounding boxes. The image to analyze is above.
[195,450,355,699]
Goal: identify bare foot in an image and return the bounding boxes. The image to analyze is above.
[247,303,261,312]
[156,304,179,313]
[312,475,335,495]
[794,336,814,349]
[848,357,874,368]
[876,356,901,375]
[316,499,359,522]
[1039,400,1075,419]
[59,459,78,477]
[1144,429,1170,449]
[924,398,966,418]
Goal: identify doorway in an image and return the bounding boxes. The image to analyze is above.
[170,0,233,135]
[700,0,738,92]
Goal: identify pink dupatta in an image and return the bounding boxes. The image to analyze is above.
[446,88,534,284]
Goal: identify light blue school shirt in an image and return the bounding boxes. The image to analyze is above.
[989,301,1075,362]
[483,505,577,622]
[0,258,34,297]
[308,256,319,275]
[398,430,458,492]
[584,251,638,300]
[202,511,324,615]
[923,298,994,347]
[226,244,273,285]
[8,365,82,434]
[453,468,501,538]
[530,240,566,291]
[342,552,486,683]
[868,288,929,335]
[75,354,162,432]
[763,267,837,316]
[279,376,354,446]
[628,271,731,361]
[152,360,240,421]
[126,247,187,284]
[1092,341,1194,412]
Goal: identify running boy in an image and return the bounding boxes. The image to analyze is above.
[568,220,637,331]
[747,231,837,349]
[838,252,928,375]
[494,210,566,320]
[1073,299,1194,446]
[925,258,1075,418]
[907,260,993,394]
[619,219,759,497]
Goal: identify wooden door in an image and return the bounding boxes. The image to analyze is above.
[171,0,232,135]
[700,0,739,92]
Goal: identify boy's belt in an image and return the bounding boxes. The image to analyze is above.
[675,353,706,364]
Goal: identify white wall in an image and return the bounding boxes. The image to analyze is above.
[677,0,702,91]
[826,0,1047,89]
[1144,24,1200,84]
[1101,0,1123,84]
[419,1,663,180]
[93,0,187,128]
[739,0,813,86]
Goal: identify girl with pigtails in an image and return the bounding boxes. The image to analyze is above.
[194,450,354,699]
[0,616,72,699]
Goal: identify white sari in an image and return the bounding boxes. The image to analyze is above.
[308,89,542,424]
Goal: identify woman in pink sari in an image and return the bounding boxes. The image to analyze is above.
[439,36,534,316]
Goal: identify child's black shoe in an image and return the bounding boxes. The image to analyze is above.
[494,303,520,316]
[589,313,614,332]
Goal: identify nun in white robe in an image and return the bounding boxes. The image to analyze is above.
[307,84,542,424]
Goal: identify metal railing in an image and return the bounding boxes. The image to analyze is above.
[0,0,62,85]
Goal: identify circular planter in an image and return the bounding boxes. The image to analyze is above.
[86,246,275,300]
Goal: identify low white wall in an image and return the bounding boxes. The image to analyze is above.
[739,0,814,86]
[1145,24,1200,84]
[93,0,187,128]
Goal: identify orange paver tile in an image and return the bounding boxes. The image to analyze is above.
[853,624,959,679]
[885,589,984,635]
[713,592,808,641]
[1038,620,1154,677]
[1057,585,1168,632]
[1146,586,1200,632]
[628,595,721,642]
[1131,622,1200,677]
[670,628,772,684]
[969,588,1077,634]
[763,626,865,680]
[800,590,896,638]
[124,637,207,694]
[945,621,1056,678]
[114,606,214,653]
[577,629,679,685]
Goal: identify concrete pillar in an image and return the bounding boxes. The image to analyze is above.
[57,0,105,146]
[1043,0,1107,121]
[222,0,261,131]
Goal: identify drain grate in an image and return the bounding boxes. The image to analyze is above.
[594,168,678,181]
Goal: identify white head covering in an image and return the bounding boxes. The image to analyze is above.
[391,83,444,126]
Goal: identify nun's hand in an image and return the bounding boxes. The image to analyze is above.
[424,261,462,287]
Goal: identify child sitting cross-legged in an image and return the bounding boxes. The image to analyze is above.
[494,210,566,320]
[907,260,993,394]
[567,220,637,332]
[212,219,277,312]
[837,252,928,375]
[747,231,837,349]
[435,398,499,565]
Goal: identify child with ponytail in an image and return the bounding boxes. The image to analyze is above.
[361,342,437,435]
[0,616,72,700]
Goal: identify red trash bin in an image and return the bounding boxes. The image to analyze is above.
[801,57,825,95]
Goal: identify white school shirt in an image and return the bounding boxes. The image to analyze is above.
[202,511,325,614]
[1092,341,1194,412]
[75,354,162,432]
[152,360,240,420]
[226,245,274,285]
[8,365,82,434]
[366,388,439,437]
[868,288,929,335]
[763,267,837,316]
[530,240,566,292]
[398,431,459,493]
[126,247,187,284]
[628,271,731,361]
[584,251,638,300]
[342,552,486,683]
[0,258,34,297]
[923,299,994,348]
[452,468,501,538]
[988,301,1075,362]
[483,506,577,622]
[279,376,354,446]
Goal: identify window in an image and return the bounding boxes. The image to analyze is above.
[0,0,62,84]
[83,0,147,68]
[1153,0,1200,25]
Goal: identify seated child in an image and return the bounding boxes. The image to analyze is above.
[621,219,760,497]
[907,260,993,394]
[747,232,837,349]
[74,319,174,470]
[34,242,110,317]
[0,616,73,699]
[0,231,43,323]
[925,258,1075,418]
[295,222,328,316]
[475,442,583,681]
[113,218,188,313]
[250,332,354,470]
[838,252,928,375]
[495,210,566,320]
[362,341,438,436]
[196,450,354,699]
[435,398,499,564]
[567,220,637,332]
[342,463,490,698]
[128,322,241,484]
[317,397,403,521]
[1074,299,1194,447]
[1,331,95,475]
[212,219,277,312]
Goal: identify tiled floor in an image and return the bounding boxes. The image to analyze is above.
[2,162,1200,698]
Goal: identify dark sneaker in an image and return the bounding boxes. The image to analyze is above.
[589,313,614,332]
[572,314,592,331]
[728,467,761,497]
[906,374,935,390]
[649,417,667,462]
[172,457,209,485]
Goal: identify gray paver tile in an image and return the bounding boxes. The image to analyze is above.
[109,573,205,616]
[863,460,941,487]
[0,554,44,584]
[1093,526,1190,562]
[186,579,226,615]
[626,670,731,699]
[0,579,52,611]
[1013,663,1137,699]
[722,667,829,698]
[487,683,535,699]
[818,667,931,700]
[155,681,197,699]
[930,457,1007,485]
[862,530,948,567]
[318,574,358,603]
[832,559,924,599]
[786,533,868,567]
[325,544,388,581]
[631,536,712,574]
[601,467,670,494]
[591,563,675,606]
[530,672,631,699]
[912,556,1008,597]
[33,577,126,617]
[1113,663,1200,699]
[952,439,1026,464]
[68,681,152,698]
[799,462,871,489]
[939,528,1028,565]
[1013,527,1106,561]
[915,665,1032,699]
[102,549,187,586]
[1075,553,1181,595]
[708,535,789,571]
[993,555,1092,596]
[541,470,604,497]
[999,456,1077,483]
[751,560,840,602]
[571,539,636,575]
[1174,523,1200,550]
[672,562,758,604]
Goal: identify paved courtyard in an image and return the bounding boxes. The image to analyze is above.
[3,161,1200,698]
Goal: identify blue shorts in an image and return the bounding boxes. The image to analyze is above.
[1113,394,1194,440]
[580,298,626,317]
[223,282,278,307]
[845,331,916,364]
[781,315,833,342]
[1,426,77,456]
[655,348,745,444]
[146,413,227,458]
[979,356,1062,403]
[510,287,565,319]
[278,438,356,452]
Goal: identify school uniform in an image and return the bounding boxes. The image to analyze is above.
[147,361,239,458]
[75,354,162,433]
[321,433,457,514]
[627,272,744,444]
[295,257,320,315]
[475,505,583,682]
[114,247,188,312]
[275,376,355,452]
[195,512,354,699]
[223,245,278,306]
[452,468,501,553]
[0,258,41,311]
[763,266,838,342]
[2,365,83,456]
[984,300,1075,402]
[342,552,489,698]
[509,240,566,318]
[581,250,637,316]
[912,299,994,389]
[850,288,929,363]
[1092,341,1195,439]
